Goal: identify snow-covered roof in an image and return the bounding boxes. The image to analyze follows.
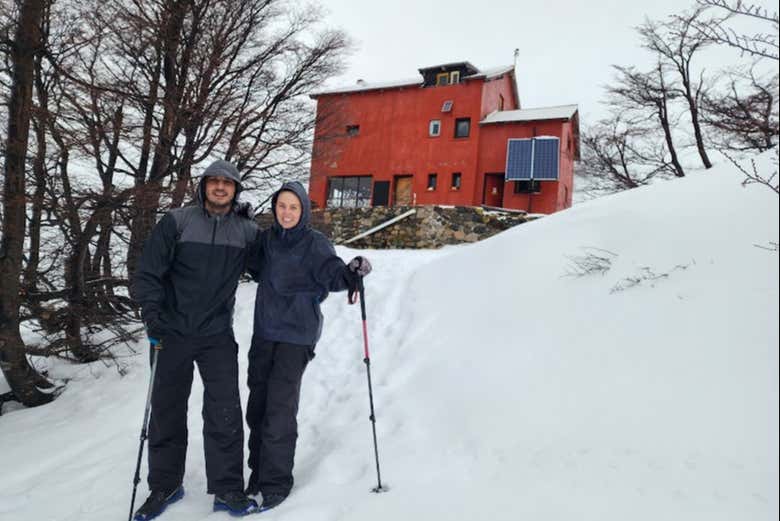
[465,64,515,80]
[310,64,516,98]
[480,104,579,124]
[310,77,422,97]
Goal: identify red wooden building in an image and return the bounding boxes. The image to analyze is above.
[308,61,579,214]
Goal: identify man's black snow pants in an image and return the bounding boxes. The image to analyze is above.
[245,337,313,497]
[147,333,244,494]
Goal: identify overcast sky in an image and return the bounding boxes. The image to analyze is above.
[318,0,776,125]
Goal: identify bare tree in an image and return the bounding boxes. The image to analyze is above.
[638,6,716,169]
[695,0,779,61]
[0,0,57,407]
[608,63,687,177]
[702,66,779,152]
[722,148,779,193]
[1,0,349,407]
[580,114,678,191]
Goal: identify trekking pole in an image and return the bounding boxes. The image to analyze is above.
[128,340,163,521]
[356,277,388,493]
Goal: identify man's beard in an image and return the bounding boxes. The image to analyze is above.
[206,196,232,213]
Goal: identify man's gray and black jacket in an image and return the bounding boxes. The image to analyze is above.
[133,161,260,339]
[248,181,358,347]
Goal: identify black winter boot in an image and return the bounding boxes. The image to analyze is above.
[259,493,287,512]
[213,491,259,516]
[133,486,184,521]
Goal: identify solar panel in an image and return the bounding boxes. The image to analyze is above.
[505,139,533,180]
[441,100,453,112]
[505,137,559,181]
[532,138,559,180]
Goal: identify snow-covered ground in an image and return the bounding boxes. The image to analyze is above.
[0,152,777,520]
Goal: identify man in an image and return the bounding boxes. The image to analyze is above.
[131,160,259,520]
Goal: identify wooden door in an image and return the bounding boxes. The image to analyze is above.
[394,175,413,206]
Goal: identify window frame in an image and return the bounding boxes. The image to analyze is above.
[429,119,441,137]
[449,71,460,84]
[427,173,438,191]
[513,180,541,194]
[326,175,373,208]
[451,172,462,190]
[454,117,471,138]
[436,72,449,86]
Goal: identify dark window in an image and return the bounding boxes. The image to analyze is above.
[427,173,437,190]
[372,181,390,206]
[513,180,541,193]
[451,172,462,190]
[346,125,360,137]
[454,118,470,138]
[429,120,441,136]
[436,73,449,86]
[327,176,372,208]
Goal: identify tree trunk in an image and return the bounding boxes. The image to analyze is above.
[127,0,187,278]
[0,0,55,407]
[658,103,686,177]
[682,76,713,169]
[23,118,47,294]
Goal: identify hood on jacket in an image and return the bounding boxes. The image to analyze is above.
[197,160,243,208]
[271,181,311,233]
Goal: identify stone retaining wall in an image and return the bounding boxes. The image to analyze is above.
[256,205,534,249]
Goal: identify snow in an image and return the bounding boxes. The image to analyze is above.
[310,77,422,97]
[0,152,777,520]
[481,104,579,124]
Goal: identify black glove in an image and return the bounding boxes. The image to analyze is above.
[347,256,372,277]
[142,308,165,339]
[235,201,255,219]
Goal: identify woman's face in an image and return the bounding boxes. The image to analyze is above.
[275,190,302,229]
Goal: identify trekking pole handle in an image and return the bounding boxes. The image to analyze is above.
[358,276,366,320]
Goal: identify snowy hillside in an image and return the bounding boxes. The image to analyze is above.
[0,152,777,521]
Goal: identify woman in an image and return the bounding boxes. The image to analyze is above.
[245,181,371,512]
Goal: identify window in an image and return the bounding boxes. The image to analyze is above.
[449,71,460,84]
[436,72,449,86]
[326,176,372,208]
[346,125,360,137]
[429,119,441,137]
[441,100,453,112]
[451,172,462,190]
[454,118,470,138]
[513,180,541,193]
[427,173,437,191]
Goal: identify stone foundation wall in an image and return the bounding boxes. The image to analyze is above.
[256,205,534,249]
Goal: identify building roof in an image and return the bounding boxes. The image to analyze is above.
[466,64,515,80]
[310,63,517,98]
[418,61,479,76]
[480,104,579,124]
[310,77,422,97]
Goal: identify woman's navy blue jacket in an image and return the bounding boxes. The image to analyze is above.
[248,181,355,346]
